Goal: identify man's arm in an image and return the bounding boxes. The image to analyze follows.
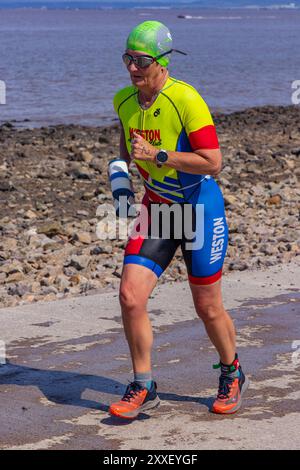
[120,123,131,167]
[119,123,135,196]
[163,148,222,176]
[130,131,222,176]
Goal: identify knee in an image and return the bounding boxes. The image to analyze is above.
[119,284,145,313]
[196,303,224,322]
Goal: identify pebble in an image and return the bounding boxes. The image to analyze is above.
[24,210,38,219]
[37,222,65,237]
[77,210,90,217]
[267,195,281,205]
[6,272,25,283]
[80,150,93,163]
[228,261,249,271]
[224,195,237,206]
[74,232,92,244]
[7,283,29,297]
[67,255,90,271]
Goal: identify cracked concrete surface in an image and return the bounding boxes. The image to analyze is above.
[0,260,299,450]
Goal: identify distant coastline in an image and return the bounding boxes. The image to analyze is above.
[0,1,299,10]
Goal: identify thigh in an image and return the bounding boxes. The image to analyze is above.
[189,278,223,310]
[182,178,228,286]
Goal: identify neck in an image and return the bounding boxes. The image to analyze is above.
[138,69,169,101]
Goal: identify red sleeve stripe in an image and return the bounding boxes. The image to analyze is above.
[188,125,219,151]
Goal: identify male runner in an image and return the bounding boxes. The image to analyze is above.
[109,21,249,419]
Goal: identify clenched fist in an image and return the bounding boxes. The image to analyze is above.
[130,131,158,162]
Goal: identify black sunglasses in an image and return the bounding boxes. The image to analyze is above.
[122,49,187,69]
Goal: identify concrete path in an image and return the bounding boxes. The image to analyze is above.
[0,260,299,450]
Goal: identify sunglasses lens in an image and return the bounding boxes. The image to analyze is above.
[122,54,131,66]
[136,56,153,68]
[122,53,154,68]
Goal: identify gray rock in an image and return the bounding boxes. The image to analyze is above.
[67,255,90,271]
[74,232,92,244]
[0,261,23,275]
[63,266,78,277]
[55,274,70,290]
[264,256,279,267]
[66,164,91,180]
[77,210,90,217]
[7,283,30,297]
[0,180,15,192]
[41,286,58,295]
[80,150,93,163]
[291,147,300,156]
[29,234,61,250]
[228,261,249,271]
[6,272,25,283]
[89,158,103,173]
[259,244,277,256]
[37,222,65,237]
[103,262,115,269]
[90,246,106,255]
[224,195,237,206]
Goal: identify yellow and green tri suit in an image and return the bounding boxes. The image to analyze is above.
[113,77,228,285]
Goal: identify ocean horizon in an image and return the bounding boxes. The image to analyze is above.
[0,0,300,9]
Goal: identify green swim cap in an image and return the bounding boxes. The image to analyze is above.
[126,21,172,67]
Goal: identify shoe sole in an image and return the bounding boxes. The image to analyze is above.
[109,396,161,420]
[211,376,250,415]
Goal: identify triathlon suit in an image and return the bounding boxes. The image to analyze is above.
[113,77,228,285]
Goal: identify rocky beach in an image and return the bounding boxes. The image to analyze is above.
[0,105,299,308]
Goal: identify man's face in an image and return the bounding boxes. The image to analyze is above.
[125,49,161,88]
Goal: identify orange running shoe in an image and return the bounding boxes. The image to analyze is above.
[211,355,249,414]
[109,381,160,419]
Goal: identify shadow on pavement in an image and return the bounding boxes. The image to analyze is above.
[0,362,213,419]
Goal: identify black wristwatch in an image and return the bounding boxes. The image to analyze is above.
[156,149,168,167]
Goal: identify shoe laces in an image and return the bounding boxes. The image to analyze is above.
[217,373,235,399]
[122,381,144,403]
[213,360,239,400]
